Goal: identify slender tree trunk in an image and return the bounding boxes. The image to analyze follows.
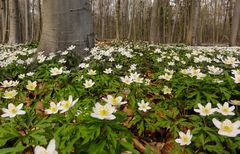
[228,0,233,42]
[2,0,8,43]
[31,0,35,41]
[128,0,135,40]
[149,0,160,43]
[171,0,179,43]
[122,0,128,39]
[38,0,42,41]
[192,0,200,45]
[186,1,193,44]
[0,0,2,42]
[24,0,30,42]
[8,0,20,44]
[115,0,120,40]
[230,0,240,46]
[38,0,94,57]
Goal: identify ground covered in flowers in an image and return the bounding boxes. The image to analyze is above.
[0,42,240,153]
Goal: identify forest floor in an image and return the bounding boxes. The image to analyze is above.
[0,42,240,153]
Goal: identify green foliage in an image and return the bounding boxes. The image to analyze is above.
[0,42,240,153]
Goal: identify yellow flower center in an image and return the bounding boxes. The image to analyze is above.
[86,82,91,87]
[141,104,147,108]
[6,92,14,98]
[50,106,57,112]
[222,107,229,113]
[203,107,210,114]
[27,84,35,90]
[221,124,233,133]
[10,108,17,114]
[182,135,189,143]
[99,109,109,116]
[112,99,118,105]
[63,101,70,109]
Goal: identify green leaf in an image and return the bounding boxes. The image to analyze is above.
[0,145,25,154]
[119,141,140,154]
[88,140,106,154]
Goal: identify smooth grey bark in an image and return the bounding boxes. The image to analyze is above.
[8,0,20,44]
[115,0,120,40]
[230,0,240,46]
[24,0,30,42]
[1,0,8,43]
[149,0,160,43]
[38,0,94,57]
[192,0,200,45]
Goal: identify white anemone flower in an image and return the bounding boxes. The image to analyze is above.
[137,100,151,112]
[175,129,192,146]
[91,103,116,120]
[50,67,63,76]
[158,73,172,81]
[212,118,240,137]
[18,74,26,79]
[26,80,37,91]
[1,80,13,87]
[83,79,95,88]
[87,69,96,76]
[34,139,58,154]
[103,68,112,74]
[26,72,34,76]
[2,90,18,99]
[1,103,25,118]
[58,95,79,113]
[194,103,217,116]
[162,86,172,95]
[45,102,60,114]
[116,64,122,69]
[102,95,127,106]
[12,81,19,86]
[79,63,89,69]
[229,100,240,106]
[216,102,235,116]
[120,76,133,85]
[232,75,240,84]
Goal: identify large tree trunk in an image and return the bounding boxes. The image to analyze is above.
[121,0,128,39]
[171,0,179,43]
[24,0,30,42]
[230,0,240,46]
[192,0,200,45]
[128,0,135,40]
[1,0,8,43]
[8,0,20,44]
[149,0,160,43]
[38,0,94,57]
[186,0,200,45]
[115,0,120,40]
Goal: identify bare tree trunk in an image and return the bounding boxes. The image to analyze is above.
[0,0,2,42]
[8,0,20,44]
[230,0,240,46]
[38,0,94,57]
[99,0,104,39]
[149,0,160,43]
[192,0,200,45]
[171,0,179,43]
[1,0,8,43]
[31,0,35,41]
[128,0,135,40]
[38,0,42,41]
[115,0,120,40]
[186,1,193,44]
[121,0,128,39]
[24,0,30,42]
